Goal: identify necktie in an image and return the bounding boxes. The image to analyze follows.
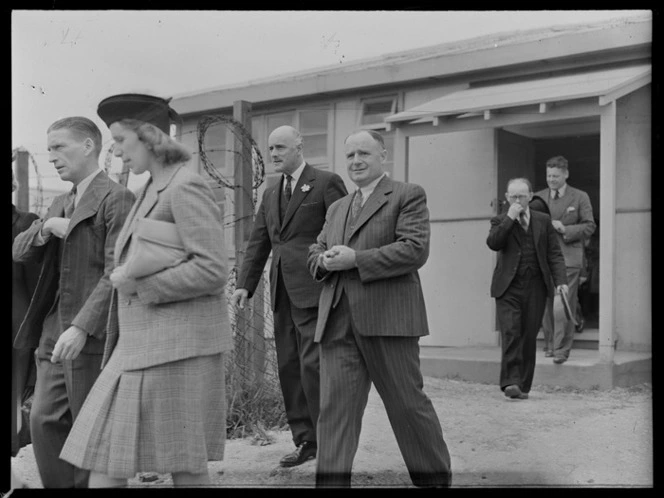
[553,189,560,200]
[350,189,363,224]
[284,175,293,203]
[519,212,528,231]
[64,187,77,218]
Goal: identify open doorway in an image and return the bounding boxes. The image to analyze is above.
[497,126,600,343]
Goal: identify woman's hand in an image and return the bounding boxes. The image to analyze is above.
[110,265,138,295]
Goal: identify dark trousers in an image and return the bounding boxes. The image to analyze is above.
[30,339,102,488]
[316,293,452,488]
[496,270,547,394]
[542,266,581,359]
[273,271,320,446]
[11,346,33,456]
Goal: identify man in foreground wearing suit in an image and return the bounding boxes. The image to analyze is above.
[231,125,347,467]
[487,178,568,400]
[12,117,135,487]
[308,129,452,488]
[536,156,595,364]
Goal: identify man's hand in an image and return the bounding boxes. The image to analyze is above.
[231,288,249,309]
[556,284,569,296]
[551,220,566,234]
[507,202,524,220]
[42,217,70,239]
[110,265,138,295]
[51,326,87,363]
[322,245,356,271]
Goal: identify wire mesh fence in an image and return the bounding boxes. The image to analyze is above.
[196,114,287,440]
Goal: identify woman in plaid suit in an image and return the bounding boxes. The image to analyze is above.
[60,94,232,487]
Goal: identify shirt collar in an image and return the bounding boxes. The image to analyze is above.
[357,173,386,206]
[74,168,102,206]
[284,161,306,189]
[551,183,567,198]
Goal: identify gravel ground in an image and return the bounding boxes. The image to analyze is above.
[9,377,652,489]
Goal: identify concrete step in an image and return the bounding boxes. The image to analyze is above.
[420,346,651,390]
[537,328,599,350]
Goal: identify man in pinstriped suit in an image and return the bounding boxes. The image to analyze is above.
[307,129,452,488]
[13,117,135,487]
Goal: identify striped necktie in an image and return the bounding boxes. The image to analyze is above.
[553,189,560,200]
[350,189,363,224]
[284,175,293,203]
[64,187,77,218]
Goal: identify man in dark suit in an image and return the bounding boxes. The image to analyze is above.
[12,170,40,459]
[230,125,347,467]
[13,117,135,488]
[307,129,452,488]
[535,156,595,363]
[487,178,568,400]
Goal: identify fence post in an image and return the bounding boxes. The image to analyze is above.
[15,149,30,212]
[232,100,266,386]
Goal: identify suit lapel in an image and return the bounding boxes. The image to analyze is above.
[117,165,184,258]
[66,171,110,237]
[281,164,315,231]
[531,211,542,245]
[347,176,391,238]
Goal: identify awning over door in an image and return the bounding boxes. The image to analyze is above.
[385,64,651,127]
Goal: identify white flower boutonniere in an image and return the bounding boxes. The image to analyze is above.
[301,184,311,193]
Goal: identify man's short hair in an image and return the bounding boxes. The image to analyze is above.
[47,117,103,158]
[507,177,533,193]
[546,155,568,171]
[346,129,386,149]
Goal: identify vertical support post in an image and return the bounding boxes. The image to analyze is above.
[232,100,265,385]
[598,101,617,365]
[15,149,30,212]
[393,126,408,182]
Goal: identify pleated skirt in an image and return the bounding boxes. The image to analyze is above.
[60,349,227,478]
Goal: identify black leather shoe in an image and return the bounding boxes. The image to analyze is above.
[280,441,317,467]
[504,384,523,399]
[553,357,567,364]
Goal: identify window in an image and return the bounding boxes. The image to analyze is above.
[263,108,331,174]
[359,96,397,129]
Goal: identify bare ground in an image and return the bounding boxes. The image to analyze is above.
[9,377,652,489]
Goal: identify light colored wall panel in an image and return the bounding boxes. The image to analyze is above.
[614,84,651,351]
[419,220,497,347]
[615,212,651,351]
[408,130,496,220]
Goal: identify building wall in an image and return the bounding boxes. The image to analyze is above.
[614,84,651,351]
[408,130,498,347]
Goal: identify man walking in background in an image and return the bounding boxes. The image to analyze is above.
[536,156,595,364]
[231,125,347,467]
[13,117,134,487]
[488,178,568,400]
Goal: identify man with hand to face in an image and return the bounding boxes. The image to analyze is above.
[12,117,134,487]
[536,156,595,363]
[308,129,452,488]
[487,178,568,401]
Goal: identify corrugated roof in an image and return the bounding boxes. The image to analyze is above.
[386,64,652,124]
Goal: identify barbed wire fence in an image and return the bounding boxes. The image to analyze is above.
[13,114,287,442]
[196,114,287,441]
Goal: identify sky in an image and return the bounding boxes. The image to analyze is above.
[12,9,650,195]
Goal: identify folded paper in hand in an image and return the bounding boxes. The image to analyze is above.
[124,218,186,278]
[553,290,578,327]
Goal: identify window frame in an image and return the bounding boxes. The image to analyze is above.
[358,95,398,130]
